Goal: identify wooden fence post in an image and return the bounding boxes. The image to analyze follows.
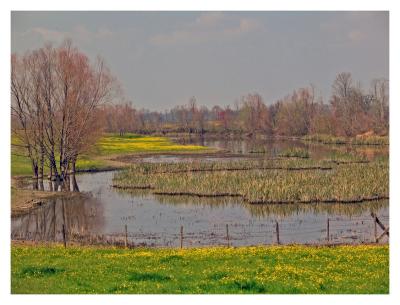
[180,225,183,249]
[124,224,128,248]
[62,224,67,248]
[226,224,230,248]
[371,212,389,243]
[275,221,280,245]
[327,218,330,243]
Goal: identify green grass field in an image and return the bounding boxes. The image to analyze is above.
[11,244,388,294]
[11,133,209,176]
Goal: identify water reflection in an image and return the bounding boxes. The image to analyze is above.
[11,195,104,242]
[247,200,388,218]
[175,136,388,161]
[12,171,389,246]
[150,192,388,218]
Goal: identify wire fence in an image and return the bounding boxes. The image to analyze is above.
[11,214,389,248]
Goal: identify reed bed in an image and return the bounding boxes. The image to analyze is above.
[278,148,310,158]
[303,134,388,146]
[120,159,332,175]
[113,160,388,204]
[324,150,369,164]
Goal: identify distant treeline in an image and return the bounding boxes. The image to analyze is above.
[11,41,389,180]
[101,73,388,137]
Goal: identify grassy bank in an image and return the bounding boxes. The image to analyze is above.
[10,187,86,217]
[113,160,388,204]
[11,244,388,294]
[11,133,210,177]
[11,153,111,177]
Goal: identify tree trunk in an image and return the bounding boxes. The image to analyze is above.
[32,160,38,179]
[48,165,53,180]
[39,144,44,179]
[71,169,80,192]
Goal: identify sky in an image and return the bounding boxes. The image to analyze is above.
[11,11,389,111]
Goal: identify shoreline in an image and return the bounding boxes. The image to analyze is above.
[11,239,388,249]
[11,189,90,217]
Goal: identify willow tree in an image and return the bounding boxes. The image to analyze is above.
[11,41,116,181]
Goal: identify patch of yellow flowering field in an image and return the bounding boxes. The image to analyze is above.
[12,244,388,294]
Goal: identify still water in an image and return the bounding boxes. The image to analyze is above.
[11,139,389,247]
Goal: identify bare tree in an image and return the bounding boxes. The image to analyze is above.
[11,41,116,181]
[371,78,389,134]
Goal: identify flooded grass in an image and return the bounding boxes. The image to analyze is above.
[113,160,388,204]
[324,150,369,163]
[118,159,332,175]
[278,147,310,158]
[303,134,389,146]
[11,244,389,294]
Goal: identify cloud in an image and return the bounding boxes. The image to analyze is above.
[194,12,225,27]
[27,27,67,44]
[149,13,263,46]
[348,29,366,43]
[16,25,114,47]
[319,12,386,46]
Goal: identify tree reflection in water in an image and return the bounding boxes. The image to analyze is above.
[11,195,104,242]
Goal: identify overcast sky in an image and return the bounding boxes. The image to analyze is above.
[11,11,388,110]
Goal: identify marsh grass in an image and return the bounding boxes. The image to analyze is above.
[278,148,310,158]
[303,134,388,146]
[113,160,388,204]
[11,244,389,294]
[324,150,369,163]
[121,159,332,175]
[351,136,389,145]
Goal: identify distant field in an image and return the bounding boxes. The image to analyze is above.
[11,244,388,294]
[11,133,209,176]
[95,133,209,155]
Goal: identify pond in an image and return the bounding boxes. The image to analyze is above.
[11,138,389,247]
[176,136,388,160]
